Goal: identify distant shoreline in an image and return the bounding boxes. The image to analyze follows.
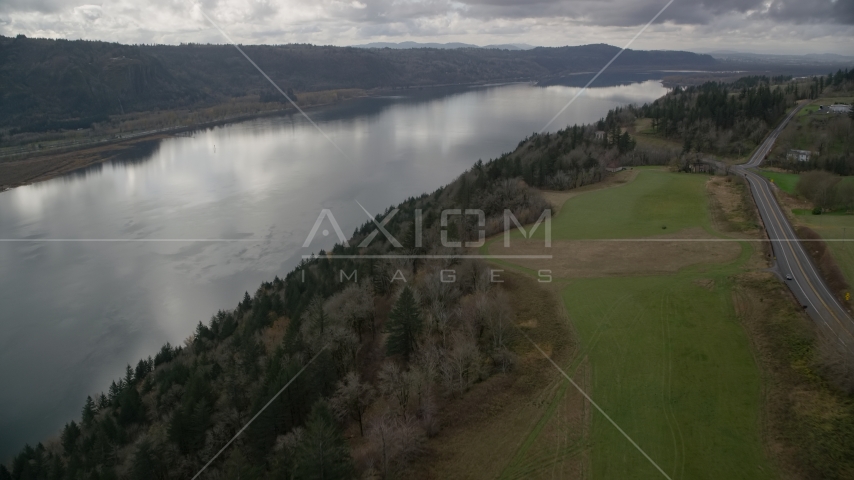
[0,72,710,192]
[0,79,545,191]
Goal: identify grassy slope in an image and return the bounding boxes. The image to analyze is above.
[758,170,799,194]
[563,270,767,480]
[501,169,772,479]
[525,167,714,240]
[760,170,854,197]
[796,212,854,285]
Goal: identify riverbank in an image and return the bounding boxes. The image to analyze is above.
[0,80,542,190]
[0,91,365,189]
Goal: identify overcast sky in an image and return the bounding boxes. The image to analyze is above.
[1,0,852,55]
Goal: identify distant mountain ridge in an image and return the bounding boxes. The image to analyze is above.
[0,36,716,129]
[706,51,854,65]
[352,41,536,50]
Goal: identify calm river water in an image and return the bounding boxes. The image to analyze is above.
[0,79,667,457]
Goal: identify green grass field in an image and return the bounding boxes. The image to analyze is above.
[757,170,799,194]
[498,169,773,479]
[524,168,714,240]
[562,269,769,479]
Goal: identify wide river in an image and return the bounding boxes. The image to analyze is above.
[0,79,667,457]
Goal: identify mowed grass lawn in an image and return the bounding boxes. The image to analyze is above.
[757,170,799,194]
[563,272,769,479]
[501,168,772,479]
[523,168,714,241]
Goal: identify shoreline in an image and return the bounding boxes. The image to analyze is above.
[0,99,352,191]
[0,79,536,191]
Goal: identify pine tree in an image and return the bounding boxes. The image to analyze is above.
[222,449,263,480]
[118,385,146,426]
[82,396,96,427]
[124,364,134,387]
[134,358,150,383]
[61,421,81,455]
[131,439,167,480]
[385,286,423,359]
[291,402,354,480]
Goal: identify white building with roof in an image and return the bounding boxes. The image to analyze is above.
[787,149,813,162]
[819,104,852,114]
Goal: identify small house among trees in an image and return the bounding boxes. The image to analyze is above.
[605,161,623,173]
[689,161,709,173]
[787,149,813,162]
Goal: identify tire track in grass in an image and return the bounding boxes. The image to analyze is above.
[667,292,686,480]
[658,292,679,478]
[499,294,633,479]
[662,292,687,479]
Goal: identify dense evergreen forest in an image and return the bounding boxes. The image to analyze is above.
[0,35,719,132]
[640,81,793,155]
[600,68,854,173]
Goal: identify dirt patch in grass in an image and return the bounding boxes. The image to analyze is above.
[692,278,715,290]
[707,176,762,235]
[405,270,585,479]
[733,272,854,480]
[539,168,640,213]
[493,227,741,279]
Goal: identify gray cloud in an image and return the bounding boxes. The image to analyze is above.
[765,0,854,25]
[2,0,852,26]
[387,0,854,26]
[0,0,68,14]
[0,0,851,55]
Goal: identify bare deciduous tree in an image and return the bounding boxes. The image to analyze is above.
[440,331,482,394]
[324,282,375,342]
[330,372,374,436]
[366,411,425,479]
[483,290,516,353]
[377,362,415,419]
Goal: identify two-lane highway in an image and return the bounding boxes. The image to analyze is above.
[734,103,854,353]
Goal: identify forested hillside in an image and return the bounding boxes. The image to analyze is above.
[629,70,853,164]
[640,81,794,155]
[0,120,654,480]
[0,35,718,131]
